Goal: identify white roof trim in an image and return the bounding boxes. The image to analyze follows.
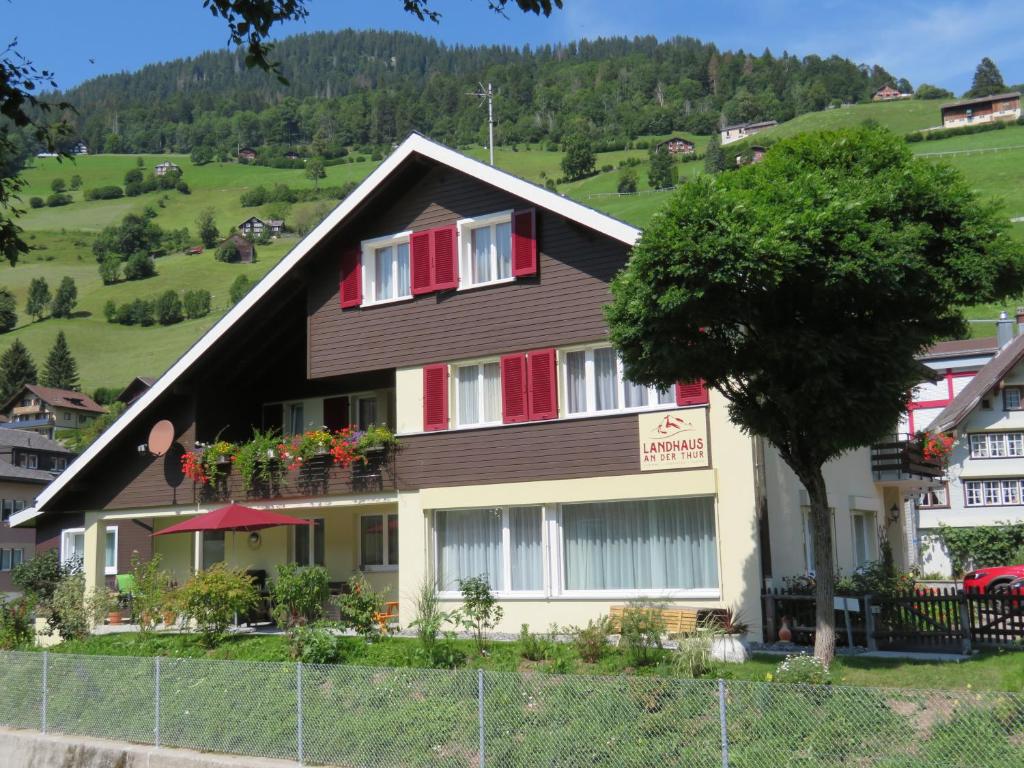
[28,132,641,515]
[10,506,38,526]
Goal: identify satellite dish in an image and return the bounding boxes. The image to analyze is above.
[147,420,175,457]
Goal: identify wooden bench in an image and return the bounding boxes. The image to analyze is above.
[608,605,700,635]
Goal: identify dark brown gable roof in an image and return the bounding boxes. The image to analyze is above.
[921,336,998,361]
[928,333,1024,432]
[1,384,106,415]
[941,92,1021,111]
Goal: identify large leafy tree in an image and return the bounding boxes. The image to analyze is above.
[606,127,1024,663]
[0,338,37,403]
[560,134,596,181]
[25,276,51,321]
[51,275,78,318]
[965,57,1007,98]
[41,330,80,391]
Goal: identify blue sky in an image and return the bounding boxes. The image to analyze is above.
[4,0,1022,94]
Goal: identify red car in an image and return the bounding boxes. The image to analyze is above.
[963,565,1024,594]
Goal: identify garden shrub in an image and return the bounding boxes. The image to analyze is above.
[288,622,343,663]
[46,572,115,641]
[123,252,156,280]
[178,564,259,647]
[85,185,124,200]
[29,196,43,208]
[518,623,554,661]
[129,553,172,632]
[407,578,461,667]
[12,548,75,604]
[270,563,329,628]
[46,192,72,207]
[0,596,33,649]
[773,653,831,685]
[456,575,503,653]
[182,289,212,319]
[570,616,611,663]
[936,521,1024,575]
[673,632,717,678]
[619,602,666,667]
[333,573,386,640]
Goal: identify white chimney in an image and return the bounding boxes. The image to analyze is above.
[996,310,1014,348]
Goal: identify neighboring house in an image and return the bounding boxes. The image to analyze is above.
[914,313,1024,576]
[11,134,929,639]
[872,85,909,101]
[221,233,256,263]
[941,92,1021,129]
[736,146,768,167]
[154,161,181,177]
[0,430,75,595]
[267,219,285,235]
[71,141,89,155]
[238,147,257,162]
[0,385,106,439]
[239,216,267,238]
[655,137,695,155]
[116,377,157,406]
[720,120,778,145]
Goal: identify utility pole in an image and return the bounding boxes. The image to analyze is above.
[468,82,495,165]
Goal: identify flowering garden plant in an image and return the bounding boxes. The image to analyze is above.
[202,440,237,484]
[181,450,207,484]
[918,431,955,463]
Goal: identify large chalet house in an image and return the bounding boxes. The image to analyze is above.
[720,120,778,146]
[941,92,1021,129]
[0,385,106,439]
[1,429,74,595]
[11,135,932,638]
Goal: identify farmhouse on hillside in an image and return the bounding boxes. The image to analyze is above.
[154,161,181,177]
[655,137,695,155]
[720,120,778,145]
[872,85,909,101]
[71,141,89,155]
[238,147,258,162]
[239,216,267,238]
[940,92,1021,128]
[9,134,936,642]
[0,385,106,439]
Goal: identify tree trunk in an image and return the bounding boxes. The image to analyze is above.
[804,465,837,666]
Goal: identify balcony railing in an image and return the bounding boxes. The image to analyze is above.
[870,435,943,480]
[197,449,396,504]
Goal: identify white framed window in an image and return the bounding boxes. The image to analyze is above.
[969,432,1024,459]
[1005,387,1022,410]
[851,512,877,568]
[916,485,948,508]
[294,518,325,567]
[0,548,24,571]
[965,478,1024,507]
[434,506,543,595]
[458,211,513,289]
[455,360,502,427]
[286,402,305,436]
[200,530,225,569]
[562,345,675,417]
[355,395,378,430]
[362,232,412,306]
[61,526,118,575]
[359,512,398,571]
[54,457,68,471]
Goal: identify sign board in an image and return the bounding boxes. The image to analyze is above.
[833,596,860,613]
[638,409,710,471]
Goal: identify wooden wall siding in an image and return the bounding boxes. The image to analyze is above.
[307,164,629,377]
[395,413,646,489]
[0,524,35,591]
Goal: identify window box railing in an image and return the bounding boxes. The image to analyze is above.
[870,434,943,479]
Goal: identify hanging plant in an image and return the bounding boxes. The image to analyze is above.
[278,428,335,470]
[330,426,364,468]
[181,450,207,485]
[233,428,282,491]
[202,440,238,485]
[356,424,399,455]
[919,431,955,464]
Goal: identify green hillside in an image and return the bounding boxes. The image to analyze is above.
[4,112,1024,392]
[755,98,942,140]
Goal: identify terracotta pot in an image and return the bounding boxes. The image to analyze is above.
[162,611,177,627]
[778,617,792,643]
[107,611,123,626]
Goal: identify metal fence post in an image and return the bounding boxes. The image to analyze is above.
[41,651,48,734]
[296,661,304,765]
[718,679,729,768]
[154,656,161,748]
[478,668,486,768]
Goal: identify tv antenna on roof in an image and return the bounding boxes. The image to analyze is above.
[467,82,495,166]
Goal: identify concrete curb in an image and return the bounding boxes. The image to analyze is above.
[0,727,300,768]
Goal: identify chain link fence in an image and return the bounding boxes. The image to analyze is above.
[1,650,1022,767]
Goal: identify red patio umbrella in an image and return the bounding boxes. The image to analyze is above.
[153,502,312,536]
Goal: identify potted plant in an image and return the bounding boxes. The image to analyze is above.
[161,587,180,628]
[708,608,750,663]
[181,450,208,485]
[234,428,282,491]
[202,439,237,485]
[278,428,335,470]
[330,426,364,468]
[356,424,399,456]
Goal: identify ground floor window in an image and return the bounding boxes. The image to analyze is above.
[294,518,325,567]
[61,526,118,575]
[201,530,224,569]
[0,548,24,571]
[359,513,398,570]
[432,497,718,598]
[851,511,877,568]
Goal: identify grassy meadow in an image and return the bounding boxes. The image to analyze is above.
[2,101,1024,390]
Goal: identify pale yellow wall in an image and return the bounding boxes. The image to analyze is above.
[395,388,766,640]
[152,517,194,584]
[395,366,423,435]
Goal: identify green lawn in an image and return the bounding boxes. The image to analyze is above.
[759,98,942,141]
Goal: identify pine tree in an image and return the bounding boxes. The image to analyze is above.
[0,287,17,333]
[51,276,78,318]
[41,331,80,391]
[704,135,726,174]
[966,58,1006,98]
[25,277,51,321]
[0,339,38,403]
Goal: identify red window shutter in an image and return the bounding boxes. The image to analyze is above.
[500,353,529,424]
[511,208,537,277]
[675,380,709,407]
[527,348,558,420]
[422,364,449,431]
[339,245,362,308]
[431,225,459,290]
[410,230,433,295]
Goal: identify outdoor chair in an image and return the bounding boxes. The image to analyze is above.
[374,601,400,634]
[115,573,137,617]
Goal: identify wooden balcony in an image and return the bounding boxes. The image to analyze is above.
[197,449,396,504]
[871,437,943,482]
